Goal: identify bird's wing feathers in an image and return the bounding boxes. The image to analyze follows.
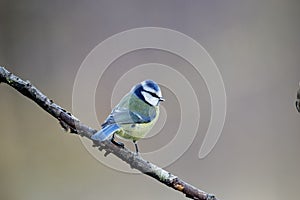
[102,108,154,127]
[93,93,157,142]
[91,124,120,141]
[93,109,154,142]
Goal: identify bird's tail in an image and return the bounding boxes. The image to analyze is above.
[91,124,120,141]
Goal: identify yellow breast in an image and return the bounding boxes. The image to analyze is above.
[116,106,159,141]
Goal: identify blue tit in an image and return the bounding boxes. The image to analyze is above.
[91,80,165,153]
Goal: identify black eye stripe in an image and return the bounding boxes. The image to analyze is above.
[142,89,159,98]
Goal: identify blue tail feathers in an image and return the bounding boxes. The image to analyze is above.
[91,124,120,141]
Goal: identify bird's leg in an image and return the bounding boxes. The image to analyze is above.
[111,133,124,148]
[133,140,139,155]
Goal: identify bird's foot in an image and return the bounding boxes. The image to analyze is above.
[133,140,140,156]
[111,137,125,148]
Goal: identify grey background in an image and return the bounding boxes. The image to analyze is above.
[0,1,300,200]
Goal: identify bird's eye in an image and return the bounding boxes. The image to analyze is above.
[147,91,160,99]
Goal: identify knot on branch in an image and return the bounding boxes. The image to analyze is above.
[58,112,78,134]
[206,194,216,200]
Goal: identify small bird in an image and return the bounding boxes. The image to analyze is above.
[92,80,165,154]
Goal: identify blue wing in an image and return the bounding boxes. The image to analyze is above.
[102,109,154,127]
[92,110,154,141]
[92,94,156,141]
[91,124,120,141]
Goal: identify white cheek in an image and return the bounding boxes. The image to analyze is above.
[141,91,159,106]
[157,90,162,98]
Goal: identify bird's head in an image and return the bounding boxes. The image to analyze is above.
[132,80,165,106]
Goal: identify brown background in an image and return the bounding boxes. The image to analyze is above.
[0,1,300,200]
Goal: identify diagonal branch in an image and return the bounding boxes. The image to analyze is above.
[0,66,218,200]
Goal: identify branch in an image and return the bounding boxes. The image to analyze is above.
[0,66,218,200]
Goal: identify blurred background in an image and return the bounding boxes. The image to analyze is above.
[0,0,300,200]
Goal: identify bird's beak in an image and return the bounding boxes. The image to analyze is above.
[159,97,165,102]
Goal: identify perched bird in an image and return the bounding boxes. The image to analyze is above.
[92,80,165,153]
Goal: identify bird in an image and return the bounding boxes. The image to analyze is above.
[91,80,165,154]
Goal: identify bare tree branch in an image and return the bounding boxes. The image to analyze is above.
[0,66,218,200]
